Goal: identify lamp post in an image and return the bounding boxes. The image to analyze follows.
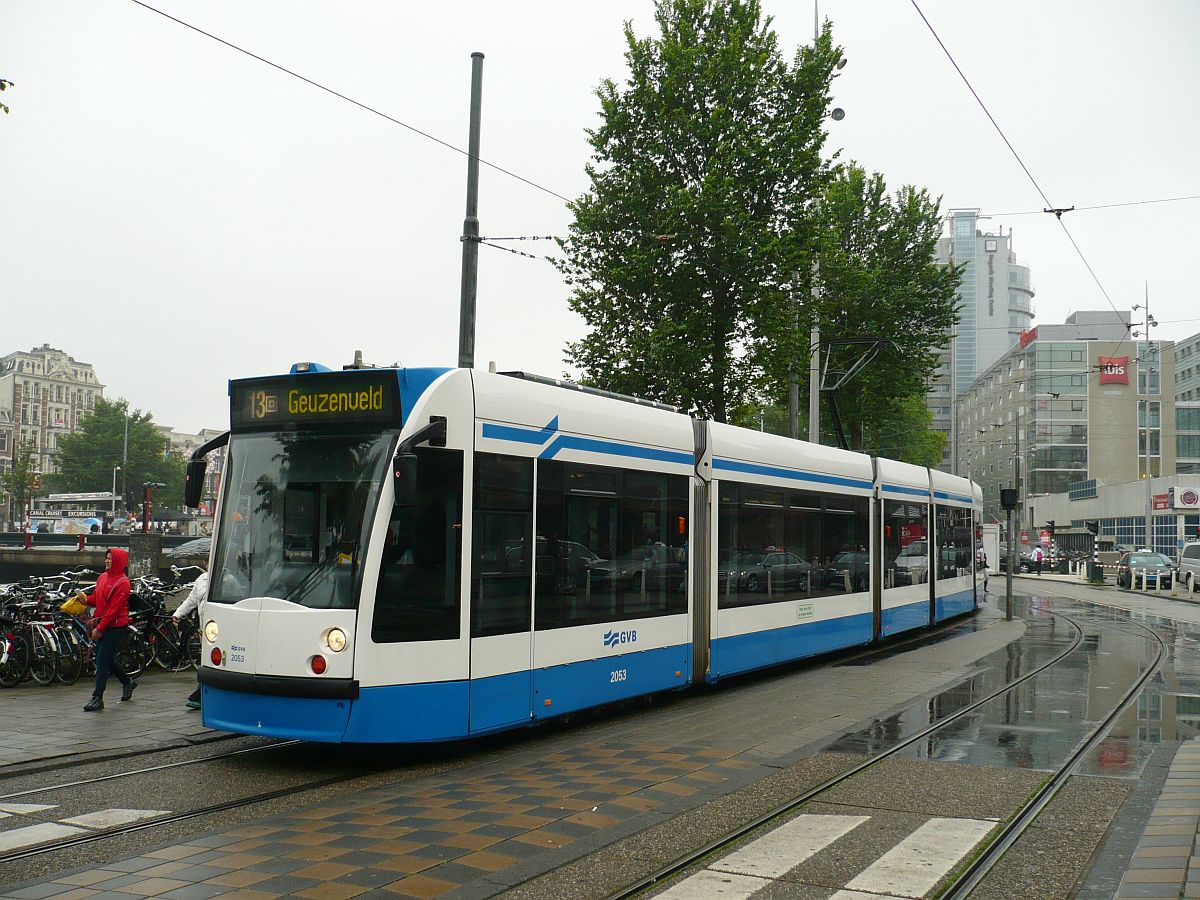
[111,466,121,516]
[1133,288,1157,551]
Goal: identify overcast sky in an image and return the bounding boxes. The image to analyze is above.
[3,1,1197,433]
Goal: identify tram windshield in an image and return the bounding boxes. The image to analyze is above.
[208,429,395,608]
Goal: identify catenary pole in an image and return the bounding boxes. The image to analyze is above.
[809,260,820,443]
[1144,282,1153,551]
[458,52,484,370]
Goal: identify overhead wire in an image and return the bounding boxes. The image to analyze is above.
[985,194,1200,218]
[908,0,1131,357]
[127,0,572,204]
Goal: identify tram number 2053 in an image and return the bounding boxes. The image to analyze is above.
[610,669,628,683]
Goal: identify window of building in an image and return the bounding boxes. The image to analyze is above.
[1071,350,1084,362]
[1072,400,1084,411]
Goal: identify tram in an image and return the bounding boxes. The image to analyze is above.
[185,362,982,743]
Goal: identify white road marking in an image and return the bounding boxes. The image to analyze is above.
[842,816,995,898]
[0,802,57,815]
[711,814,870,879]
[653,871,772,899]
[0,822,86,852]
[828,892,908,900]
[60,809,169,828]
[653,814,870,899]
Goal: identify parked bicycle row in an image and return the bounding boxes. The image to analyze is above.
[0,563,204,689]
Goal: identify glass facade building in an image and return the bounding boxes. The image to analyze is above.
[929,210,1036,470]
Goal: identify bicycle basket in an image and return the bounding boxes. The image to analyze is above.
[60,596,87,616]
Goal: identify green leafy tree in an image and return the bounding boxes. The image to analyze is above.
[861,394,947,468]
[49,398,185,509]
[2,440,38,525]
[769,163,960,454]
[558,0,843,422]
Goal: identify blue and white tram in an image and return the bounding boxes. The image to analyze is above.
[188,364,983,743]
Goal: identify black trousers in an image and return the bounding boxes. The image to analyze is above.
[93,626,132,698]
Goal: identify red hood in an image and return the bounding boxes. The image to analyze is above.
[108,547,129,576]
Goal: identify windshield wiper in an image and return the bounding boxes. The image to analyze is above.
[282,551,342,605]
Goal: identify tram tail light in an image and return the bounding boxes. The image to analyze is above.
[310,655,327,675]
[210,647,223,666]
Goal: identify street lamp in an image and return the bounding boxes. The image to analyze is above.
[111,466,121,516]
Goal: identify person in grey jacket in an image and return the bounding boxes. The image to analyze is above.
[173,572,207,709]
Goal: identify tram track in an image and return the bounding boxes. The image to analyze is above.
[602,599,1165,900]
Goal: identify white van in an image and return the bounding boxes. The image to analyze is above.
[1180,541,1200,592]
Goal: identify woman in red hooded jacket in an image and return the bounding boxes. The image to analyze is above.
[84,547,137,711]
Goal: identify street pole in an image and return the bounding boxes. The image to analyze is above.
[789,272,799,439]
[457,51,484,370]
[1144,282,1153,551]
[809,260,820,443]
[1005,505,1014,621]
[122,413,128,511]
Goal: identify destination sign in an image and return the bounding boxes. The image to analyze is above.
[230,371,400,429]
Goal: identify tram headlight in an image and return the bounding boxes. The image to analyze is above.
[203,620,219,642]
[323,628,347,653]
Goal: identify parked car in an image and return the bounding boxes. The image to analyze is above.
[997,544,1033,573]
[1179,541,1200,593]
[893,540,929,585]
[1116,551,1176,589]
[718,549,810,593]
[590,543,684,592]
[817,550,870,593]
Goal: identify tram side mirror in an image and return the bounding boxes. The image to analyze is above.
[393,452,418,506]
[184,458,207,508]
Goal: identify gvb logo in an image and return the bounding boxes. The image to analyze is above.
[603,629,637,648]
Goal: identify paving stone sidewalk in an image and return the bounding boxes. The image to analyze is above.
[1117,739,1200,899]
[0,668,224,771]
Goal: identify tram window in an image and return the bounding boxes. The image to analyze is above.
[534,460,687,630]
[934,504,971,580]
[471,453,533,638]
[372,448,463,643]
[883,499,929,588]
[718,483,870,608]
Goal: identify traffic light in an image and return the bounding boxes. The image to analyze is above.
[1085,521,1099,535]
[1046,520,1056,536]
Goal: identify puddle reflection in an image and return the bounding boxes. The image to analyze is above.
[824,592,1196,778]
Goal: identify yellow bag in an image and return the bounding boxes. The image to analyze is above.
[60,595,87,616]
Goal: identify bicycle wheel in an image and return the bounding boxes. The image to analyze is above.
[114,634,149,679]
[154,620,184,670]
[0,630,30,688]
[55,627,84,685]
[29,628,58,686]
[186,626,202,670]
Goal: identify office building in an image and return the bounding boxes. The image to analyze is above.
[928,209,1036,469]
[954,310,1167,528]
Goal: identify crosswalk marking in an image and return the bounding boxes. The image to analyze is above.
[653,871,772,899]
[61,809,169,828]
[655,814,869,899]
[0,803,57,815]
[840,816,996,899]
[711,814,870,880]
[0,806,171,853]
[0,822,85,853]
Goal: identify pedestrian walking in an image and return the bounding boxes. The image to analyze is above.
[173,571,207,710]
[82,548,136,711]
[1032,544,1044,576]
[976,543,988,591]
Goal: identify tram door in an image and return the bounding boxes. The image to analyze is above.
[468,454,535,733]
